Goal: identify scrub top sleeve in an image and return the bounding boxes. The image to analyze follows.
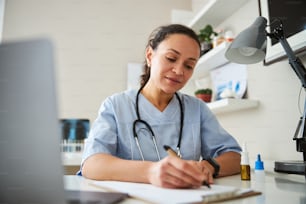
[200,104,241,158]
[81,97,118,164]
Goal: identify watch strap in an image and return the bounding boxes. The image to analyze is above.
[206,158,220,178]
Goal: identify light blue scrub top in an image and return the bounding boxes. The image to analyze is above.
[81,89,241,170]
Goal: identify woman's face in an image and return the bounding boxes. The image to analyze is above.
[146,34,200,94]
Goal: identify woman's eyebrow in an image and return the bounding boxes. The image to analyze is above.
[167,48,197,61]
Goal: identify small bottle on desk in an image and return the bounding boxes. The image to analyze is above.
[240,142,251,180]
[254,154,265,182]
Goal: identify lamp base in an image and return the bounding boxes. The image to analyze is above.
[274,160,306,175]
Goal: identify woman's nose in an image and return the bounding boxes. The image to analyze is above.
[172,64,184,75]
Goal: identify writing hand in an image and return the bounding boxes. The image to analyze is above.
[148,156,206,188]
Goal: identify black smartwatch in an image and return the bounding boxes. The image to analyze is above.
[206,158,220,178]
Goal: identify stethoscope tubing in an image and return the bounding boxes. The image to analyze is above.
[133,87,184,160]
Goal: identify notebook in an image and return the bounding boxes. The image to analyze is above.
[0,38,128,204]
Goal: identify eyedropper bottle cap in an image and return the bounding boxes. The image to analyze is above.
[255,154,264,170]
[241,142,249,165]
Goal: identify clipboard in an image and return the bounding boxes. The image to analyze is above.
[199,188,261,203]
[90,181,261,204]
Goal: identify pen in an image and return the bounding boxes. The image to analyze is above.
[163,145,211,189]
[203,181,211,189]
[163,145,178,157]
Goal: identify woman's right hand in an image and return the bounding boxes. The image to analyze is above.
[147,156,210,188]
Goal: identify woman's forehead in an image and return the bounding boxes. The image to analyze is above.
[157,34,200,58]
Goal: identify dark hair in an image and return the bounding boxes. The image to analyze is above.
[140,24,201,87]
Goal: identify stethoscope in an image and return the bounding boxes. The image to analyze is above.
[133,87,184,161]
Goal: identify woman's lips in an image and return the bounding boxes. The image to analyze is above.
[165,76,181,84]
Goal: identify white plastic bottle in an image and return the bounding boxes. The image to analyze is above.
[254,154,265,182]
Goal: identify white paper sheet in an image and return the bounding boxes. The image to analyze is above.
[91,181,240,204]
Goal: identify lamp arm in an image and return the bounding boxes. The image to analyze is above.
[267,32,306,88]
[279,38,306,88]
[276,37,306,158]
[267,26,306,159]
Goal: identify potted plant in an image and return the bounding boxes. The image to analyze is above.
[197,25,218,55]
[195,88,213,103]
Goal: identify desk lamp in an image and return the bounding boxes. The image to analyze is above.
[225,16,306,176]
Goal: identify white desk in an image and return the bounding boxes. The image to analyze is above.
[64,165,306,204]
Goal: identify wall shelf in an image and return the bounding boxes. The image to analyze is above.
[193,41,230,79]
[188,0,250,32]
[207,98,259,114]
[186,0,250,78]
[174,0,259,115]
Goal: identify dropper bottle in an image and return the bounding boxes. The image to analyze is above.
[254,154,265,182]
[240,142,251,180]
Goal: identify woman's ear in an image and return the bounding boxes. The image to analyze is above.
[145,46,153,66]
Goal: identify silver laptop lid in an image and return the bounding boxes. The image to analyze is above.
[0,38,66,203]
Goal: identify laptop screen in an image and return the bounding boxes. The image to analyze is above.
[0,38,68,203]
[0,38,129,204]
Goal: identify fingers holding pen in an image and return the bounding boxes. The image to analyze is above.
[163,146,212,187]
[171,157,205,187]
[200,165,214,186]
[148,156,188,188]
[160,156,207,188]
[198,160,214,184]
[148,146,213,188]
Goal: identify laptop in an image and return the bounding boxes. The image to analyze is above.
[0,38,128,203]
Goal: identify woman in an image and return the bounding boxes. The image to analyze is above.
[81,24,241,189]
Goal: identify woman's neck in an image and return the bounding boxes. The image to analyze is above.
[141,85,174,112]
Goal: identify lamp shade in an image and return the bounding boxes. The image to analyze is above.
[225,16,268,64]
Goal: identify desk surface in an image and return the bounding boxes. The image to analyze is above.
[64,164,306,204]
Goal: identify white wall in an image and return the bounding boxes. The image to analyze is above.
[3,0,306,164]
[2,0,191,122]
[214,0,306,163]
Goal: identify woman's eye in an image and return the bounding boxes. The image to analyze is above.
[166,57,176,62]
[185,65,194,70]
